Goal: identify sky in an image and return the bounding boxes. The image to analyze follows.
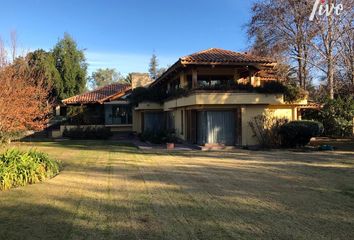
[0,0,256,76]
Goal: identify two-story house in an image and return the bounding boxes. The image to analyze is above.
[61,48,307,146]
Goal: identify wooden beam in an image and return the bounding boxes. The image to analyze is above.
[192,69,198,89]
[180,71,188,89]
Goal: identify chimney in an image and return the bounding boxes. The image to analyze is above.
[131,73,153,89]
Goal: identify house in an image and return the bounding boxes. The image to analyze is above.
[58,73,151,137]
[60,48,307,146]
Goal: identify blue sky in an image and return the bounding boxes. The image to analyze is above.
[1,0,255,76]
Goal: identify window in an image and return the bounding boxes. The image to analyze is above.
[197,75,233,88]
[105,105,132,125]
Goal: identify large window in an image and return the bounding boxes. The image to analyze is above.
[105,104,132,125]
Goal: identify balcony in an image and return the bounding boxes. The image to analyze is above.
[163,90,286,110]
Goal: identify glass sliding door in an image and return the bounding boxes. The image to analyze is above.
[197,111,235,145]
[143,112,164,132]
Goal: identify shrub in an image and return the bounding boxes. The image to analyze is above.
[62,127,113,140]
[196,82,254,91]
[283,84,308,103]
[255,81,286,94]
[302,97,354,137]
[139,129,178,144]
[249,112,288,148]
[129,87,168,105]
[279,121,324,147]
[0,149,60,191]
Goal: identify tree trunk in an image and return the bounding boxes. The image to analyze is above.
[328,58,335,99]
[297,45,304,88]
[326,3,335,100]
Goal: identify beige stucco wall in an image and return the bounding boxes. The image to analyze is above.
[172,109,186,140]
[163,92,284,111]
[241,105,297,146]
[241,106,267,146]
[132,110,142,133]
[268,107,295,120]
[135,102,163,110]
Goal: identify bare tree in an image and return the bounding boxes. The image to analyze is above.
[0,37,7,68]
[248,0,316,90]
[336,3,354,89]
[10,30,17,62]
[310,0,354,99]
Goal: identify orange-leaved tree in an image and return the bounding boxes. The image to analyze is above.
[0,59,51,143]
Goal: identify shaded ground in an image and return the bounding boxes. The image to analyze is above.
[310,137,354,151]
[0,141,353,240]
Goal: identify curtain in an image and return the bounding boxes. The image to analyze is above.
[144,112,164,132]
[197,111,235,145]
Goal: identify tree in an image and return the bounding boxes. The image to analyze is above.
[26,50,62,101]
[156,67,167,78]
[0,37,7,68]
[249,30,272,57]
[248,0,316,90]
[124,73,134,84]
[89,68,125,89]
[0,59,51,143]
[52,33,87,99]
[311,0,354,99]
[10,31,17,62]
[149,53,158,80]
[303,97,354,137]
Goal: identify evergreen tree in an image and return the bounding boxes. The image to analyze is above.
[26,49,62,101]
[149,53,158,80]
[52,33,87,99]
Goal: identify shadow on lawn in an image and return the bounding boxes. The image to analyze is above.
[17,139,354,162]
[1,140,354,239]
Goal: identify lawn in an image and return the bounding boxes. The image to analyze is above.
[0,141,353,240]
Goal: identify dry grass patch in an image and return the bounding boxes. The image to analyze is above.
[0,140,353,239]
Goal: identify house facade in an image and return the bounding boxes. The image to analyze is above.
[61,48,307,146]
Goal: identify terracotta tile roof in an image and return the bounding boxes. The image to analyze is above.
[62,83,131,105]
[180,48,274,64]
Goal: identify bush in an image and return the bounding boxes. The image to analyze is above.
[283,84,308,103]
[62,126,113,140]
[249,112,288,148]
[129,87,168,105]
[302,97,354,137]
[255,81,286,94]
[279,121,324,147]
[139,129,178,144]
[0,149,60,191]
[196,82,254,91]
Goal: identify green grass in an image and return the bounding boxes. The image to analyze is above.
[0,140,353,239]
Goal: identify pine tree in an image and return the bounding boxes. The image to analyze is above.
[52,33,87,99]
[149,53,158,80]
